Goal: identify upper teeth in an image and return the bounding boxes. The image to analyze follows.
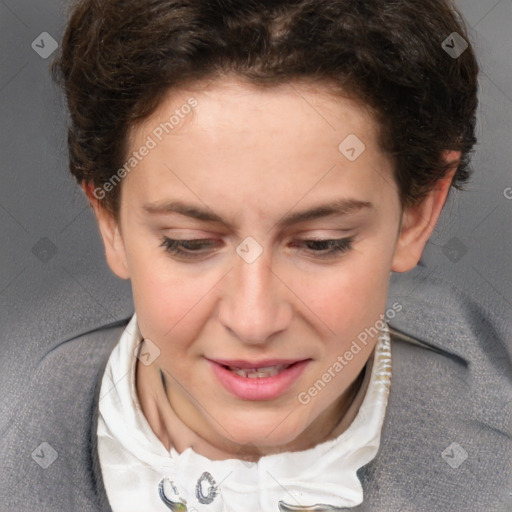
[229,365,290,378]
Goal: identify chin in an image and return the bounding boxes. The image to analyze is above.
[219,409,308,450]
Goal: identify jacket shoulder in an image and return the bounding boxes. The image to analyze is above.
[355,326,512,511]
[0,319,130,512]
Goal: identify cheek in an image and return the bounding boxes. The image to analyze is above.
[126,243,214,343]
[295,245,392,331]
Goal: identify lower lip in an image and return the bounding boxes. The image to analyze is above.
[208,360,310,401]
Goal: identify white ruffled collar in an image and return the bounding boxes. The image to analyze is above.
[97,314,392,512]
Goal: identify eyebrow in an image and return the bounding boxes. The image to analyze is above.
[142,198,373,232]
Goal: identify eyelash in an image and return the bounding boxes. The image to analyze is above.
[159,236,354,260]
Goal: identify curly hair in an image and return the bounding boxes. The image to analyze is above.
[51,0,479,218]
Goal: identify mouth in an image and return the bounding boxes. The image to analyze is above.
[207,358,311,400]
[221,362,297,378]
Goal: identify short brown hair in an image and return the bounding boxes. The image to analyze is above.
[51,0,479,218]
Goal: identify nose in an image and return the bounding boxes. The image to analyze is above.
[217,245,292,345]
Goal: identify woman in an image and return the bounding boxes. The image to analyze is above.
[2,0,510,511]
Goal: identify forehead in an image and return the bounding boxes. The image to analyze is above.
[123,77,395,217]
[130,76,381,152]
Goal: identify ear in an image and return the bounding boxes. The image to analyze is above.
[391,151,461,273]
[81,181,130,280]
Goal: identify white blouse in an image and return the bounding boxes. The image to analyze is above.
[97,314,392,512]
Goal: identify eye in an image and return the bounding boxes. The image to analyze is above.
[291,237,354,259]
[160,235,354,261]
[160,237,220,258]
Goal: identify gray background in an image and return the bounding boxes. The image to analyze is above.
[0,0,511,424]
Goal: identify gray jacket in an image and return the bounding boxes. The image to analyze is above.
[1,266,511,511]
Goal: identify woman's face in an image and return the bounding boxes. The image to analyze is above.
[92,77,441,455]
